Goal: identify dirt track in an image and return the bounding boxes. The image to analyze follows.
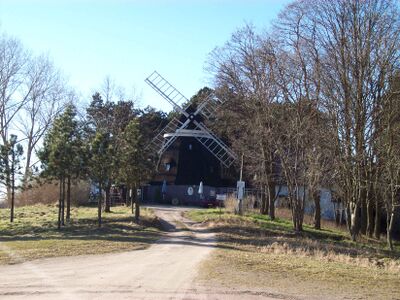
[0,206,277,299]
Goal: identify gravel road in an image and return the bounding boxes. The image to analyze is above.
[0,205,277,299]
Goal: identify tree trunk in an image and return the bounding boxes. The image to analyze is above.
[295,221,303,232]
[61,177,65,226]
[313,190,321,230]
[10,153,15,223]
[66,176,71,223]
[360,189,367,235]
[23,141,33,187]
[386,208,395,251]
[264,190,269,215]
[366,197,374,238]
[105,183,111,213]
[289,184,305,232]
[135,189,140,222]
[386,187,398,251]
[268,182,275,220]
[98,184,102,228]
[289,190,304,232]
[260,185,268,214]
[4,155,11,208]
[346,202,351,232]
[125,186,129,206]
[294,203,303,232]
[334,207,340,226]
[340,208,345,224]
[350,202,361,241]
[58,179,62,230]
[334,200,341,226]
[374,198,381,239]
[130,187,134,214]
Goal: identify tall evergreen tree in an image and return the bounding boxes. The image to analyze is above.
[86,93,136,212]
[88,131,113,227]
[118,119,151,221]
[38,104,82,228]
[0,135,23,222]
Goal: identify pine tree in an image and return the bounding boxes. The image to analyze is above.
[0,135,23,222]
[118,119,148,221]
[38,105,82,228]
[89,131,113,227]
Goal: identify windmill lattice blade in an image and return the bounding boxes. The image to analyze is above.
[145,71,188,114]
[194,122,237,168]
[195,93,224,120]
[146,117,183,156]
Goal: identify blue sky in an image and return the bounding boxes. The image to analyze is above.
[0,0,291,112]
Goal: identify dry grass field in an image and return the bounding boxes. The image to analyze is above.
[0,205,162,264]
[186,208,400,300]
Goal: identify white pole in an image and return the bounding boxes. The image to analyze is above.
[238,154,244,215]
[240,154,244,181]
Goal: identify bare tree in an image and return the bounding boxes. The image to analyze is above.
[101,75,128,103]
[16,55,68,184]
[208,25,282,220]
[208,1,400,239]
[273,1,338,230]
[0,34,30,139]
[320,0,398,241]
[275,0,400,240]
[0,33,32,202]
[378,74,400,250]
[271,48,317,232]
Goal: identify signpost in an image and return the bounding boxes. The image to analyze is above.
[237,180,245,200]
[237,180,245,215]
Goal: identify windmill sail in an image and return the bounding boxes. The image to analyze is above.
[193,122,237,168]
[195,93,224,120]
[145,71,188,113]
[146,117,183,156]
[145,70,237,169]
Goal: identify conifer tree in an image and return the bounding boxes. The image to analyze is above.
[118,119,149,221]
[38,104,82,228]
[0,135,23,222]
[89,131,113,227]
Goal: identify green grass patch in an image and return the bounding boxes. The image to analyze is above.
[0,204,162,264]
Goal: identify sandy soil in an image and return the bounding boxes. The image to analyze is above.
[0,206,279,300]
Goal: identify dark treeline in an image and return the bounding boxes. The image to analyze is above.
[208,0,400,249]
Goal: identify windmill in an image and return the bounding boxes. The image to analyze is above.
[145,71,237,171]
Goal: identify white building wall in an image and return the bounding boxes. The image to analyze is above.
[275,185,335,220]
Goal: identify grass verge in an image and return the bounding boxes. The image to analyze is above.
[0,204,162,264]
[186,208,400,300]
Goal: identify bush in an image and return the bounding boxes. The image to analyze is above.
[224,195,237,213]
[15,180,90,207]
[223,194,257,214]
